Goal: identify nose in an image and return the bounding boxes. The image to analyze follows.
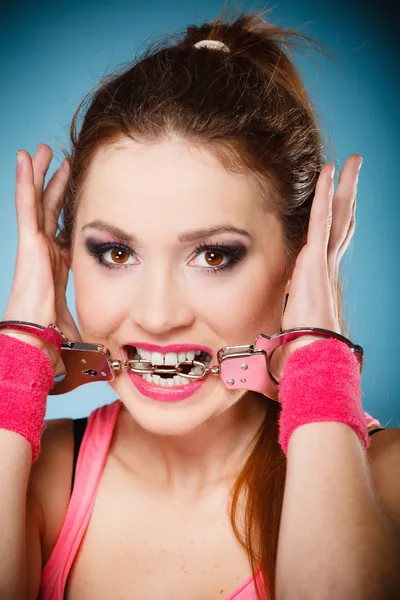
[130,265,195,336]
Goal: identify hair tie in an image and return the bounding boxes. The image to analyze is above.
[194,39,230,53]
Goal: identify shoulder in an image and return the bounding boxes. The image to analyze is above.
[30,418,74,489]
[366,427,400,536]
[28,418,74,564]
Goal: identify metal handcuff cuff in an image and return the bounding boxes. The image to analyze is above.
[0,320,364,401]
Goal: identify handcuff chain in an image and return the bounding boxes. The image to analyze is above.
[110,358,219,379]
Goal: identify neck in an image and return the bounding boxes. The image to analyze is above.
[115,393,268,497]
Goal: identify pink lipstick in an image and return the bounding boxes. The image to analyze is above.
[122,342,213,402]
[127,370,208,402]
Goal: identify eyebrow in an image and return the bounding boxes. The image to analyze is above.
[82,220,136,244]
[81,220,252,244]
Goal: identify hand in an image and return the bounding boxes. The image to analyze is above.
[2,144,81,371]
[270,155,363,381]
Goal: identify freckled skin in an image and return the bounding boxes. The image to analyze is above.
[71,136,289,485]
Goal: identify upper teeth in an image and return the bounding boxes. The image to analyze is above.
[136,349,202,365]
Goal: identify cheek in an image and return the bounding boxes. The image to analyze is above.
[72,256,128,339]
[187,261,286,341]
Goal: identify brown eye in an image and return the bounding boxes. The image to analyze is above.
[110,248,130,264]
[204,251,224,267]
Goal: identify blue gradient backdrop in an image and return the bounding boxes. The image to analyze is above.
[1,1,398,425]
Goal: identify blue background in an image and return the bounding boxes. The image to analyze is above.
[0,0,398,426]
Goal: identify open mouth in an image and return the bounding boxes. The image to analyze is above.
[123,346,212,387]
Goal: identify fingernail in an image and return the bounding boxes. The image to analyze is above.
[357,156,363,170]
[329,165,335,179]
[16,151,23,179]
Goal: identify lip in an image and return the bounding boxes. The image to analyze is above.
[127,370,208,402]
[123,342,214,357]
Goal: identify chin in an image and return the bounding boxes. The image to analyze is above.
[110,374,234,436]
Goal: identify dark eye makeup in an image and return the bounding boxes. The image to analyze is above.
[84,237,247,274]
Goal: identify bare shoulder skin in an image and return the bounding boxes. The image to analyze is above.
[366,426,400,537]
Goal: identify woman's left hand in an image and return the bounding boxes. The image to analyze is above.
[273,154,363,376]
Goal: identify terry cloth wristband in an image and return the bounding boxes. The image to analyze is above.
[278,338,369,454]
[0,334,54,462]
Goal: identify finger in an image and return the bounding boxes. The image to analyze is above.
[306,164,335,254]
[43,158,70,239]
[55,253,70,302]
[15,150,40,239]
[337,201,356,263]
[328,199,356,296]
[328,189,358,280]
[54,254,80,339]
[32,144,53,229]
[327,155,362,258]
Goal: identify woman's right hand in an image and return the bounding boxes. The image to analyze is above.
[2,144,81,372]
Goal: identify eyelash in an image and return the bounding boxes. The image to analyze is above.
[85,240,247,274]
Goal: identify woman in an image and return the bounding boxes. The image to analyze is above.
[0,12,399,600]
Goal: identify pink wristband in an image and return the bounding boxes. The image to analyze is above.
[278,338,369,454]
[0,334,55,462]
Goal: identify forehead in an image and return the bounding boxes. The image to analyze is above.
[76,137,280,241]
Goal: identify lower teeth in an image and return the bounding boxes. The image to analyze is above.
[140,373,190,386]
[140,365,204,387]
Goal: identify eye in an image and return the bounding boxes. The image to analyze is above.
[101,247,138,266]
[85,239,139,269]
[188,243,247,272]
[189,248,229,269]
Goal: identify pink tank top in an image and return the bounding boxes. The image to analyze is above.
[38,399,264,599]
[38,399,381,599]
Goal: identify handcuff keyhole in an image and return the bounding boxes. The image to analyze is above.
[83,369,98,377]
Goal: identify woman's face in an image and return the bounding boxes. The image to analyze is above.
[72,136,288,434]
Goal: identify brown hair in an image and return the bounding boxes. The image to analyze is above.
[58,10,345,599]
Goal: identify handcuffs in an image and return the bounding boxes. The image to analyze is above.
[0,320,364,401]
